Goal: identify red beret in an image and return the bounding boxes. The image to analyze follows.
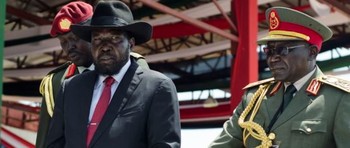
[50,1,93,37]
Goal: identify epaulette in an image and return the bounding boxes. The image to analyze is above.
[243,78,275,90]
[131,52,149,69]
[130,52,145,59]
[47,61,72,75]
[317,75,350,93]
[39,74,55,117]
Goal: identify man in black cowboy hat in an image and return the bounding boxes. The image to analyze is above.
[46,1,181,148]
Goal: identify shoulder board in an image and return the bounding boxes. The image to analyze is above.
[47,62,72,75]
[130,52,145,59]
[243,77,275,90]
[317,75,350,93]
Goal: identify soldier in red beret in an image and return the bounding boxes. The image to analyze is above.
[37,2,94,148]
[37,1,149,148]
[210,7,350,148]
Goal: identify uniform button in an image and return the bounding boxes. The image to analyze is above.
[306,128,312,133]
[268,133,275,140]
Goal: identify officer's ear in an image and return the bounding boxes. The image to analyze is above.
[128,37,135,50]
[308,45,318,60]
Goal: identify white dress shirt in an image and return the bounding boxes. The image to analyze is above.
[88,59,131,121]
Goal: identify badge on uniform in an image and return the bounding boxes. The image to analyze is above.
[306,79,321,95]
[270,82,282,96]
[58,17,72,32]
[269,10,280,30]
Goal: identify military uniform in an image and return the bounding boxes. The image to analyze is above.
[209,67,350,148]
[37,62,77,148]
[209,7,350,148]
[36,2,94,147]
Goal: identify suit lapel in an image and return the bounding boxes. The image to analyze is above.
[89,60,143,147]
[77,71,98,144]
[271,68,323,130]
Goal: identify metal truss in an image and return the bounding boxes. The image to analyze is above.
[4,0,350,96]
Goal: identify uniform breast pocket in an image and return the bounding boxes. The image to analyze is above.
[290,120,327,148]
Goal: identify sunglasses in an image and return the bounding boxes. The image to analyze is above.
[263,45,305,56]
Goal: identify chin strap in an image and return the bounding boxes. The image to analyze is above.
[238,83,275,148]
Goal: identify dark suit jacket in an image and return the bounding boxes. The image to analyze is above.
[37,56,151,148]
[46,60,181,148]
[37,62,78,148]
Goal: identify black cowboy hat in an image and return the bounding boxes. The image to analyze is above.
[71,0,152,45]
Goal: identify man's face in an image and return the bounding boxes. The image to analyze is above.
[58,32,93,67]
[91,28,133,75]
[265,41,316,82]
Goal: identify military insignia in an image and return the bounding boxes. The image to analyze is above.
[65,63,77,79]
[39,74,55,117]
[270,81,282,96]
[306,79,321,96]
[58,17,72,32]
[269,10,280,30]
[318,75,350,93]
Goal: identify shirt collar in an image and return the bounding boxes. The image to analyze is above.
[77,64,95,74]
[96,59,131,87]
[284,67,316,91]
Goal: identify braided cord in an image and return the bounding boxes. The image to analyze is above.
[39,74,55,117]
[238,84,275,148]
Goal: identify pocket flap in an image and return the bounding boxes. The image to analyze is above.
[291,120,327,134]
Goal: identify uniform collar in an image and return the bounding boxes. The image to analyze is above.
[284,67,316,91]
[77,64,95,74]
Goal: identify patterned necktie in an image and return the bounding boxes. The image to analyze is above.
[282,84,297,111]
[86,76,115,146]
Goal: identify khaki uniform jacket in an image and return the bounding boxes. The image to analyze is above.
[209,67,350,148]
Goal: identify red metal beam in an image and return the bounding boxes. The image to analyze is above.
[6,5,51,25]
[139,0,238,42]
[151,5,312,39]
[212,0,237,33]
[153,17,230,39]
[1,127,35,148]
[230,0,258,110]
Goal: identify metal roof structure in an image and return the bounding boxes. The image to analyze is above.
[3,0,350,96]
